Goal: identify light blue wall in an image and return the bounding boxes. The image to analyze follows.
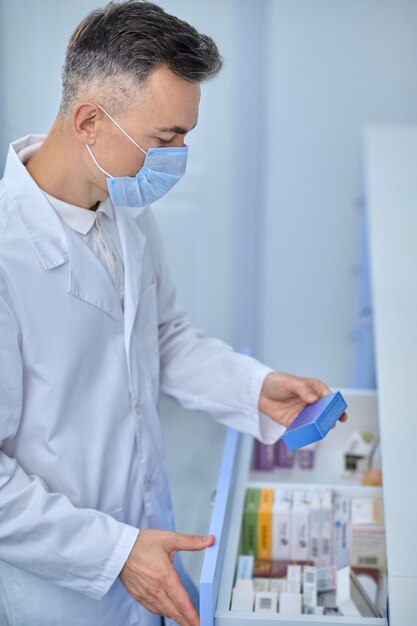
[0,1,94,154]
[260,0,417,386]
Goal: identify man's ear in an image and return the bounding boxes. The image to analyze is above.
[72,102,103,146]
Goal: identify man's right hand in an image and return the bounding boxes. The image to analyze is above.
[119,529,215,626]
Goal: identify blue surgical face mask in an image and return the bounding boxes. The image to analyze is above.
[86,106,188,208]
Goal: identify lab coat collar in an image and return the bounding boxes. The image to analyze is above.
[2,136,126,326]
[67,225,125,326]
[113,204,147,360]
[3,135,69,270]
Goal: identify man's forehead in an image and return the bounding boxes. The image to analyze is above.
[132,106,199,134]
[135,66,200,131]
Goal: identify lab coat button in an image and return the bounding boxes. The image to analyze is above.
[144,480,152,492]
[134,403,141,416]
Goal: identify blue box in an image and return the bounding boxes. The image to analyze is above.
[281,392,348,451]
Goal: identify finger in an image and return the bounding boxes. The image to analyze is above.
[310,382,348,424]
[165,532,215,553]
[165,565,200,626]
[339,411,348,422]
[296,377,329,404]
[309,378,332,399]
[140,584,195,626]
[279,375,319,404]
[330,410,349,428]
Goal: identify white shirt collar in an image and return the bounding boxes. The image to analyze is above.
[15,138,115,236]
[43,192,115,236]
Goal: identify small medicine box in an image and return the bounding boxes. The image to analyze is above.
[281,392,348,451]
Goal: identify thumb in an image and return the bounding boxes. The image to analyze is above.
[296,382,321,404]
[304,389,319,404]
[299,378,331,405]
[294,381,318,404]
[165,532,215,553]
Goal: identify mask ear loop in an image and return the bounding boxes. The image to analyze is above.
[86,144,113,178]
[97,105,148,156]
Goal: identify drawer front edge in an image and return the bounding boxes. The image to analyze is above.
[199,428,242,626]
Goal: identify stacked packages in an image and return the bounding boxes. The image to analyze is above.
[230,486,387,616]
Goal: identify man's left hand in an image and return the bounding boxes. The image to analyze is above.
[259,372,348,428]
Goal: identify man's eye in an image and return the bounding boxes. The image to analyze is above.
[157,137,174,146]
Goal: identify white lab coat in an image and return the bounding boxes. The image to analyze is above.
[0,135,281,626]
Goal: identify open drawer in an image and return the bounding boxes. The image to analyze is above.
[199,389,388,626]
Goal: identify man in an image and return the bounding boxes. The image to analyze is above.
[0,2,346,625]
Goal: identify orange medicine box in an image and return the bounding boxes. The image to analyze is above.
[257,488,274,560]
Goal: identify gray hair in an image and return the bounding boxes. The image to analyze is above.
[61,0,223,117]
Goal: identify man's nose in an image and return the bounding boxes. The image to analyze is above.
[172,136,186,148]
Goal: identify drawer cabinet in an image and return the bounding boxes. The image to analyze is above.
[199,389,388,626]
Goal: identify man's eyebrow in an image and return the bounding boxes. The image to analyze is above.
[155,121,198,134]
